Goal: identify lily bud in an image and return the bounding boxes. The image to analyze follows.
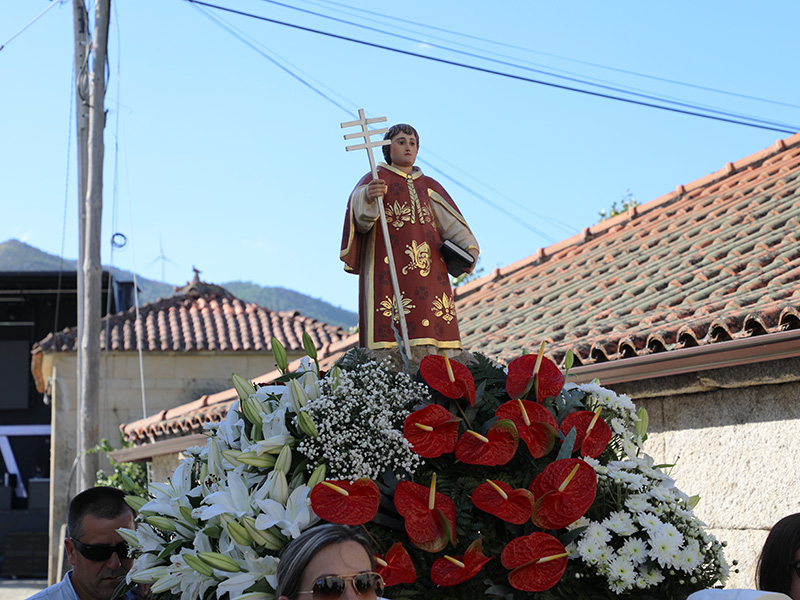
[636,407,649,439]
[232,373,257,401]
[267,471,289,505]
[145,515,178,532]
[124,495,148,513]
[296,411,319,437]
[307,463,327,488]
[271,337,288,373]
[275,445,292,473]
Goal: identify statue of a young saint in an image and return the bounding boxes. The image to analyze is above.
[340,124,479,358]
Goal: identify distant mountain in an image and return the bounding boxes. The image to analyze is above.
[0,239,357,329]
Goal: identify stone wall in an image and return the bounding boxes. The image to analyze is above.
[613,357,800,590]
[43,349,299,583]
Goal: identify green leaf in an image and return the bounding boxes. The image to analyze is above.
[557,427,577,460]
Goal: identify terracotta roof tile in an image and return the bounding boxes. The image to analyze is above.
[120,335,357,443]
[34,292,348,355]
[121,133,800,445]
[456,132,800,365]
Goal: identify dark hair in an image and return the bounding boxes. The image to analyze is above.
[67,486,135,540]
[757,512,800,594]
[275,523,376,600]
[382,123,419,164]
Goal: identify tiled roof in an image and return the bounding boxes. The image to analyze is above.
[456,133,800,365]
[120,133,800,446]
[120,336,357,443]
[34,291,348,355]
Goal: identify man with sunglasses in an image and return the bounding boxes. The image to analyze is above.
[28,486,143,600]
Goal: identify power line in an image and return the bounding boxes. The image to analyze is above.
[0,0,62,53]
[304,0,800,112]
[185,0,798,135]
[251,0,798,132]
[187,1,554,239]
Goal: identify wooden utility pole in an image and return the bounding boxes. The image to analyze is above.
[73,0,110,493]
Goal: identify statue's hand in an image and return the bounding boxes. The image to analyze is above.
[366,179,388,202]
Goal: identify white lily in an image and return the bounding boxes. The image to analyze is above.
[282,379,309,414]
[197,469,252,521]
[250,405,294,454]
[171,552,218,600]
[215,550,279,600]
[254,484,317,539]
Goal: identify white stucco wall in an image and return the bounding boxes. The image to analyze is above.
[617,360,800,590]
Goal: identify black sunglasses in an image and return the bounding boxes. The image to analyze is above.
[298,572,384,599]
[70,538,130,562]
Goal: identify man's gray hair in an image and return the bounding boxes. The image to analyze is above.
[275,523,376,600]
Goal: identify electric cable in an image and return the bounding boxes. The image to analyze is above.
[0,0,63,53]
[189,2,556,243]
[185,0,798,135]
[303,0,800,112]
[250,0,798,132]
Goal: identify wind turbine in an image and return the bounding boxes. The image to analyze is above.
[146,234,179,283]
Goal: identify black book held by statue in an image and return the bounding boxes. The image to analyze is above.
[441,239,475,278]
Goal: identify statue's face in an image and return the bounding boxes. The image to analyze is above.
[388,132,418,170]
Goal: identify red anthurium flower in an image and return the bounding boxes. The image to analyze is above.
[529,458,597,530]
[374,543,417,586]
[501,532,568,592]
[309,479,380,526]
[419,354,476,406]
[560,408,612,458]
[394,475,457,553]
[471,480,534,525]
[403,404,460,458]
[496,399,558,458]
[454,419,518,466]
[431,539,493,587]
[505,353,565,402]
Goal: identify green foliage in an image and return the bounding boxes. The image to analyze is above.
[598,190,639,222]
[89,437,148,494]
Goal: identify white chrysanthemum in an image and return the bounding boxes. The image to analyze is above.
[584,522,613,544]
[619,536,649,564]
[638,512,663,533]
[642,565,665,586]
[602,510,637,536]
[625,494,651,513]
[576,537,607,566]
[606,555,637,590]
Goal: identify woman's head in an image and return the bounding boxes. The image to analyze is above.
[757,513,800,599]
[276,523,382,600]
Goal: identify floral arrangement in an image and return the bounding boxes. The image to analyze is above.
[118,336,729,600]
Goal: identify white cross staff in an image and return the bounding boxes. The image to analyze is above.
[342,109,411,357]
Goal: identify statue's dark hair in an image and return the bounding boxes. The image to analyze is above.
[383,123,419,164]
[275,523,375,600]
[67,486,134,540]
[756,512,800,595]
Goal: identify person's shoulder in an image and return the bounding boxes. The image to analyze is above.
[25,581,72,600]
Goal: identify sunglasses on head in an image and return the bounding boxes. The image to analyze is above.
[298,572,384,599]
[70,538,130,562]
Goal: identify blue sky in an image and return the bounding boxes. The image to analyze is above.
[2,1,798,313]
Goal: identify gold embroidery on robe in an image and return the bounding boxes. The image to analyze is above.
[378,294,415,321]
[432,293,456,323]
[406,177,432,225]
[402,240,431,276]
[385,200,411,229]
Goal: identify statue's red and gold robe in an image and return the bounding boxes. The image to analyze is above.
[340,162,479,351]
